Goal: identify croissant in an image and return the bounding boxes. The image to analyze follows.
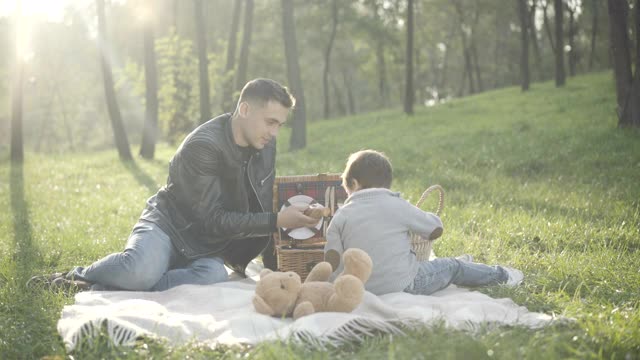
[304,205,330,219]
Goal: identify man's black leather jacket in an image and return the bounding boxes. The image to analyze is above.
[140,113,277,273]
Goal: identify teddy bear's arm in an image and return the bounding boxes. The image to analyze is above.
[253,295,275,316]
[293,301,315,320]
[305,261,333,283]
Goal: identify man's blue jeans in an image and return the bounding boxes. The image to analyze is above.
[405,258,508,295]
[68,221,229,291]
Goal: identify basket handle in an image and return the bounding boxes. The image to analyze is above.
[415,185,445,216]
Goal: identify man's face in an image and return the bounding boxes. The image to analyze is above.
[240,100,289,149]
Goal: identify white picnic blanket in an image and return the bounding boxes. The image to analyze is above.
[57,261,554,350]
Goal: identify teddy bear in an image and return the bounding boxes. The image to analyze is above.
[252,248,373,320]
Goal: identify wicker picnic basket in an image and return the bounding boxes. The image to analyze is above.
[272,173,347,281]
[409,185,445,261]
[272,173,444,279]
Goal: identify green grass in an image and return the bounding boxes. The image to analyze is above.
[1,71,639,359]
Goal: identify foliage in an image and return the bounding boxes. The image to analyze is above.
[0,0,617,152]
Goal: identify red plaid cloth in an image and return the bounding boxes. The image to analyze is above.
[274,178,348,242]
[275,180,347,210]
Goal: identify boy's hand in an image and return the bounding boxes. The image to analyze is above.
[277,204,319,229]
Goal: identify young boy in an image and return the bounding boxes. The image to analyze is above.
[324,150,523,296]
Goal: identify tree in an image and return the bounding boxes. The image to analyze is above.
[588,0,599,70]
[453,0,476,95]
[527,1,543,77]
[554,0,566,87]
[323,0,338,119]
[607,0,639,127]
[10,2,24,162]
[194,0,211,124]
[96,0,132,160]
[404,0,415,115]
[140,2,159,159]
[221,0,242,113]
[235,0,254,92]
[517,0,530,91]
[281,0,306,150]
[566,0,579,76]
[542,0,556,53]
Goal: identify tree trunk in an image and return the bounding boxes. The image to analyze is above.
[281,0,306,150]
[376,40,388,106]
[53,84,75,150]
[607,0,636,127]
[343,68,356,115]
[470,41,483,92]
[458,63,467,97]
[221,0,242,113]
[453,0,475,95]
[194,0,211,124]
[470,5,483,92]
[331,77,347,116]
[633,0,640,127]
[636,0,640,68]
[370,0,388,107]
[10,1,24,162]
[404,0,414,115]
[543,1,556,53]
[96,0,132,160]
[588,0,599,70]
[528,1,542,78]
[323,0,338,119]
[554,0,566,87]
[462,41,475,94]
[493,13,502,87]
[235,0,254,93]
[607,0,632,126]
[10,50,24,163]
[438,26,454,97]
[568,5,577,76]
[518,0,530,91]
[140,5,159,160]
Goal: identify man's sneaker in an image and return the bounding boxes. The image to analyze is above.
[502,266,524,286]
[50,277,92,293]
[26,272,67,289]
[455,254,474,263]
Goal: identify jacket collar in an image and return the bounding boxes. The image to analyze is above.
[223,113,260,163]
[344,188,400,204]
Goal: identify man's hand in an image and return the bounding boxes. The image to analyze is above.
[277,204,320,229]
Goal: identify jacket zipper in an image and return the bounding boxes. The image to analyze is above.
[260,168,274,186]
[246,155,265,212]
[247,155,274,257]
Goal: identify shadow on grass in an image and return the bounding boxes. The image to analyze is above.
[10,160,36,275]
[121,159,161,195]
[5,161,59,357]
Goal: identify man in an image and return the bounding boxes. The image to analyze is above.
[30,78,317,291]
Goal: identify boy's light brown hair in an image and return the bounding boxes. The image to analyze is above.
[341,150,393,192]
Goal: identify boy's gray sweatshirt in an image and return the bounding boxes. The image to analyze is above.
[325,188,443,295]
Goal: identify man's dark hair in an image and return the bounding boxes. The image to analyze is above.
[238,78,296,109]
[342,150,393,191]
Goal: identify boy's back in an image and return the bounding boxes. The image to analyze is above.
[325,188,442,295]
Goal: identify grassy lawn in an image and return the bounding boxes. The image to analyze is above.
[1,71,639,359]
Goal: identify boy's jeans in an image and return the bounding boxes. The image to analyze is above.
[404,258,508,295]
[67,221,228,291]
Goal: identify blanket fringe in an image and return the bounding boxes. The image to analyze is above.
[67,318,139,351]
[291,317,407,350]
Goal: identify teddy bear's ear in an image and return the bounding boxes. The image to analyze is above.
[259,269,273,279]
[253,295,275,316]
